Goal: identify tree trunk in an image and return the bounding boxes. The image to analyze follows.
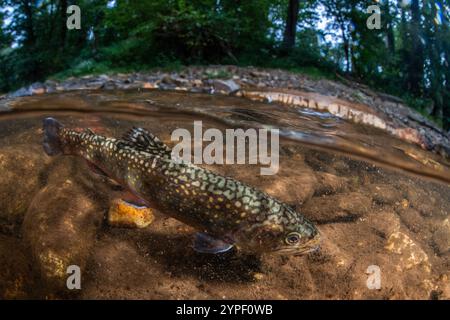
[407,0,424,94]
[282,0,300,49]
[59,0,68,48]
[440,0,450,131]
[338,16,350,73]
[442,42,450,131]
[384,1,395,54]
[399,0,407,48]
[342,32,350,72]
[21,0,35,47]
[443,82,450,131]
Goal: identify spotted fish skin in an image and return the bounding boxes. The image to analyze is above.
[43,118,320,254]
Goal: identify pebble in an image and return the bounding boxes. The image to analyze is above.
[108,198,155,228]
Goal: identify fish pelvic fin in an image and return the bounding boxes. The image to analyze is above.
[43,117,64,156]
[121,127,172,158]
[193,232,234,254]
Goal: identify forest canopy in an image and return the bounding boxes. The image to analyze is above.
[0,0,449,130]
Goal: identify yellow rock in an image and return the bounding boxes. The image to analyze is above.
[38,250,67,279]
[385,231,430,272]
[401,199,409,208]
[108,199,154,228]
[253,273,264,281]
[337,259,346,267]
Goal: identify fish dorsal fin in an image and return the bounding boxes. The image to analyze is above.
[121,127,172,158]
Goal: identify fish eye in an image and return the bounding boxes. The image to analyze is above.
[285,232,301,245]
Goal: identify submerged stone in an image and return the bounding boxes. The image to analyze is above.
[432,219,450,255]
[108,198,155,228]
[385,231,430,272]
[0,146,48,232]
[22,179,103,294]
[314,172,348,196]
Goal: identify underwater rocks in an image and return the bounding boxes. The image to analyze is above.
[404,186,449,218]
[432,219,450,255]
[302,192,372,223]
[0,96,448,299]
[259,168,317,206]
[0,146,48,233]
[435,273,450,299]
[385,231,431,272]
[0,235,32,299]
[367,183,404,205]
[366,209,401,238]
[108,198,155,228]
[303,198,442,299]
[396,208,424,233]
[314,172,349,196]
[22,179,104,295]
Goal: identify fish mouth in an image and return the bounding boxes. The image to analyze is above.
[292,244,320,256]
[273,243,320,255]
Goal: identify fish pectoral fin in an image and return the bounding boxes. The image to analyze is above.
[86,160,122,188]
[86,160,109,177]
[121,127,172,158]
[193,232,234,254]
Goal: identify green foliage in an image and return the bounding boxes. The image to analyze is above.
[404,95,444,128]
[154,10,234,62]
[99,38,147,67]
[52,60,111,80]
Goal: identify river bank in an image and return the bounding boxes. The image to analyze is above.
[2,65,449,159]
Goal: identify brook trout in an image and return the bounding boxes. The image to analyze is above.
[43,117,320,254]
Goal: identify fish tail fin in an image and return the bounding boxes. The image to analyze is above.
[43,117,64,156]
